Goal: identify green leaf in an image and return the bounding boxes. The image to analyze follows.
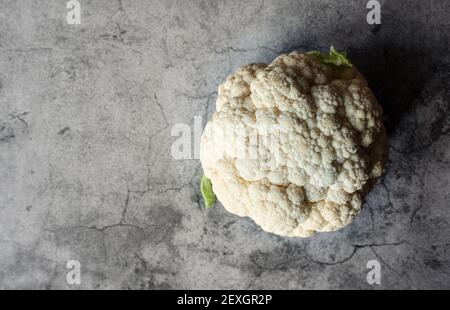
[201,175,216,209]
[328,46,352,67]
[308,46,353,67]
[307,51,326,63]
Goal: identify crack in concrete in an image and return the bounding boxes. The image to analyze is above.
[410,204,424,228]
[250,241,407,274]
[366,201,376,231]
[369,246,420,290]
[79,188,143,232]
[9,111,30,127]
[307,246,359,266]
[153,165,201,196]
[153,93,168,126]
[380,175,396,212]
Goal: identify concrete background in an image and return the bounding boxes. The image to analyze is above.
[0,0,449,289]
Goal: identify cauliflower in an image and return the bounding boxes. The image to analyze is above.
[200,47,387,237]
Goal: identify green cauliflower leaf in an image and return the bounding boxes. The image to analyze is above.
[308,46,353,67]
[201,175,216,209]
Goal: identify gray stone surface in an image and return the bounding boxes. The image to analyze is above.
[0,0,449,289]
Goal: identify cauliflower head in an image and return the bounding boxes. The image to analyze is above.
[200,48,387,237]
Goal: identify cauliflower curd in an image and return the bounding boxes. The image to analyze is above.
[200,48,387,237]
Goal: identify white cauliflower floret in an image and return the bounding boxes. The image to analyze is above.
[200,49,387,237]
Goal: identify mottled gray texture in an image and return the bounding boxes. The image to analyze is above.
[0,0,449,289]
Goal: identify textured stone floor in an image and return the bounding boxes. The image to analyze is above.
[0,0,449,289]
